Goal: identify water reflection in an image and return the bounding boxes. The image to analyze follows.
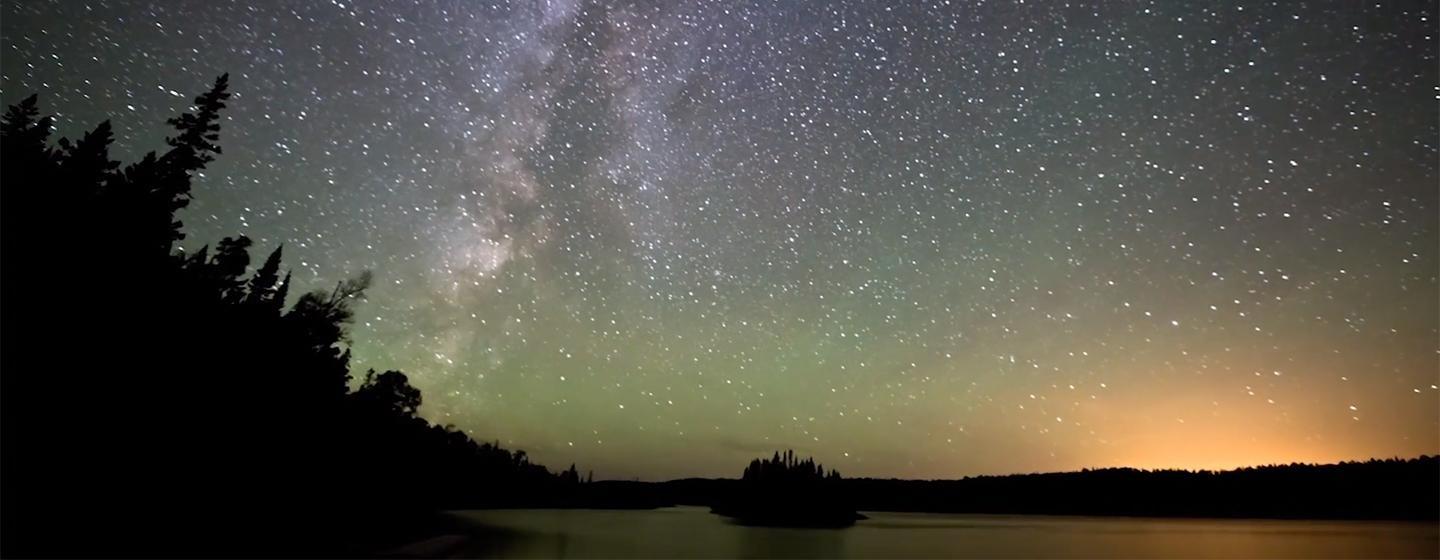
[735,522,847,559]
[445,506,1438,559]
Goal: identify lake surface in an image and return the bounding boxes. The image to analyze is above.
[446,507,1438,558]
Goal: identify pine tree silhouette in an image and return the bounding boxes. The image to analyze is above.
[244,245,285,309]
[0,75,585,558]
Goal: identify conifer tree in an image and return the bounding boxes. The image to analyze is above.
[245,245,285,308]
[213,235,253,304]
[0,94,55,170]
[56,120,118,198]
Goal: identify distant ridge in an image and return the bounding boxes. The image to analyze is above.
[604,455,1439,521]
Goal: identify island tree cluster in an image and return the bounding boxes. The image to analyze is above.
[712,450,862,527]
[742,450,842,484]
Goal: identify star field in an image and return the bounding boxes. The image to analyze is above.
[3,0,1436,479]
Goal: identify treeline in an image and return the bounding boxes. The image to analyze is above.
[0,76,575,557]
[658,455,1439,521]
[743,449,842,484]
[840,456,1440,520]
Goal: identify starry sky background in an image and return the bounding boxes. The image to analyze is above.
[3,0,1436,480]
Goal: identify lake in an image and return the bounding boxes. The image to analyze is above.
[443,507,1438,558]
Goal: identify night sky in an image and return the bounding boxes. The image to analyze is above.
[3,0,1436,480]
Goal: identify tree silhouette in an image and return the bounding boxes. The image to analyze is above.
[355,369,423,418]
[244,245,287,313]
[0,76,582,558]
[213,235,254,303]
[714,450,861,527]
[164,73,229,167]
[55,120,118,198]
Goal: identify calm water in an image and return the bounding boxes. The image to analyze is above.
[445,506,1438,558]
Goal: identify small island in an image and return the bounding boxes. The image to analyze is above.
[710,450,866,528]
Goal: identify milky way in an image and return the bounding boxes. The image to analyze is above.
[4,0,1436,479]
